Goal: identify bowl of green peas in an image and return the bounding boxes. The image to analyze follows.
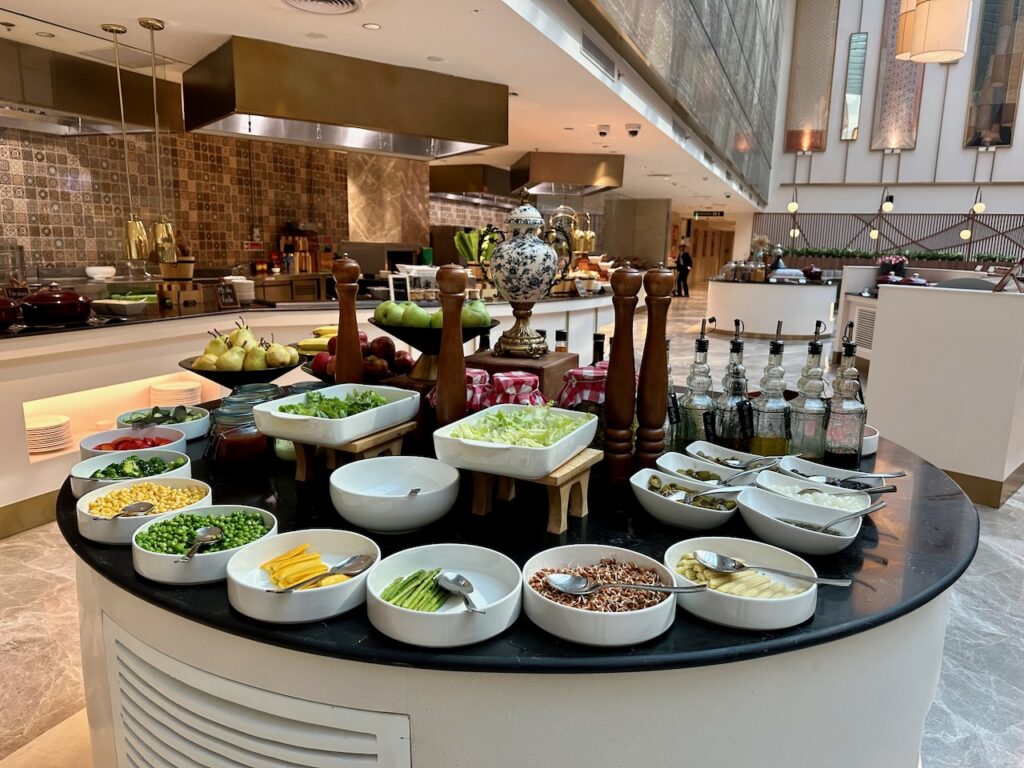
[132,505,277,585]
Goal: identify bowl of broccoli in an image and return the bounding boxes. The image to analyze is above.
[69,449,192,498]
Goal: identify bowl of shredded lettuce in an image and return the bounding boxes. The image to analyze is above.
[434,405,597,480]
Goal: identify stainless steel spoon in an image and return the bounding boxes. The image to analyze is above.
[797,469,906,485]
[111,501,155,519]
[798,484,897,497]
[693,550,851,587]
[436,571,486,614]
[715,455,787,470]
[667,486,743,505]
[268,553,376,593]
[798,502,886,534]
[544,573,708,596]
[175,526,222,563]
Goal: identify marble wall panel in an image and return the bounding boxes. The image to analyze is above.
[347,153,429,245]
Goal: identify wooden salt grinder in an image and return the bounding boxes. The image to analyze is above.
[635,266,675,468]
[436,264,468,426]
[603,265,642,484]
[332,257,364,384]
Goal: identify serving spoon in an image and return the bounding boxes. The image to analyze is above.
[693,550,851,587]
[175,525,222,563]
[268,553,376,593]
[792,469,906,486]
[797,484,897,497]
[436,571,486,614]
[544,573,708,596]
[665,486,743,505]
[110,501,155,519]
[788,502,887,535]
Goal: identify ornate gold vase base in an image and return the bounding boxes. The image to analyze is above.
[492,301,548,359]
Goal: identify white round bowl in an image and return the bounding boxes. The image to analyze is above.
[85,265,116,279]
[329,456,459,533]
[630,468,738,530]
[663,536,818,630]
[69,448,191,498]
[366,543,522,648]
[227,529,380,624]
[116,407,210,441]
[132,505,277,585]
[737,487,860,556]
[862,425,879,456]
[76,476,211,545]
[755,470,872,512]
[521,544,676,647]
[777,456,887,489]
[654,452,745,487]
[79,426,186,459]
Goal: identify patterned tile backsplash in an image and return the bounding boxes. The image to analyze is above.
[0,127,353,269]
[428,199,508,230]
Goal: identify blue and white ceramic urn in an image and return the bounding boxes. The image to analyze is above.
[490,204,557,304]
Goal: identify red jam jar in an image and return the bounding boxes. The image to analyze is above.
[208,406,268,462]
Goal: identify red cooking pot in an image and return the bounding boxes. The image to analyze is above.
[0,298,16,330]
[20,283,92,325]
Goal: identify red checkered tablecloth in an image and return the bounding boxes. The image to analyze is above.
[482,371,546,407]
[427,367,491,412]
[556,365,608,408]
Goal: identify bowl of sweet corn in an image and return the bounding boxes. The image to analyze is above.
[76,477,212,545]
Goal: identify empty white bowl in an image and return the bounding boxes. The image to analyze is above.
[755,470,872,512]
[69,449,191,499]
[227,529,380,624]
[79,426,186,459]
[862,425,879,456]
[116,407,210,441]
[366,543,522,648]
[76,476,211,545]
[777,456,887,489]
[85,265,116,279]
[329,456,459,533]
[737,487,860,556]
[663,536,818,630]
[132,505,277,585]
[654,452,745,487]
[521,544,676,647]
[91,299,147,316]
[630,468,738,530]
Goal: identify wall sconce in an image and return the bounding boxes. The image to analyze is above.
[959,228,972,240]
[787,189,799,213]
[869,228,880,240]
[882,194,895,213]
[972,186,986,214]
[789,227,801,238]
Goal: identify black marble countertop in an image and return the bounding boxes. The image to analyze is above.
[56,437,978,674]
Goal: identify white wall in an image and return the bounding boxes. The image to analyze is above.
[769,0,1024,214]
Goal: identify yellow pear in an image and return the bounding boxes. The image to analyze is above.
[243,345,268,371]
[216,346,246,371]
[265,342,290,368]
[204,335,229,357]
[286,345,300,365]
[192,353,218,371]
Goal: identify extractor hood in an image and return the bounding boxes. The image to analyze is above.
[510,152,624,195]
[428,163,517,209]
[183,37,508,159]
[0,39,182,136]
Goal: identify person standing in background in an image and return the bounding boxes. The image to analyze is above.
[674,245,692,297]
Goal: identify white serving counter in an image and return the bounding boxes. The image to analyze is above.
[705,281,836,338]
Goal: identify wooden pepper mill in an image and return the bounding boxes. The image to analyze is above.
[635,266,675,468]
[435,264,468,426]
[603,265,642,484]
[332,257,364,384]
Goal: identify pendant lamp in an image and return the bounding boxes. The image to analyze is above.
[896,0,917,61]
[909,0,973,63]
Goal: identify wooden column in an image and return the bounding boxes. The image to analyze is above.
[332,257,363,384]
[635,267,675,468]
[603,266,642,484]
[436,264,468,426]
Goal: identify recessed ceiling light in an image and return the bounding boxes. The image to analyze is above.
[35,31,55,37]
[362,23,380,30]
[426,55,444,62]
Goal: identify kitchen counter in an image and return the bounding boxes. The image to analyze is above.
[62,436,977,766]
[706,280,838,339]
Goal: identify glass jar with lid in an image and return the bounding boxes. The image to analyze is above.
[206,405,269,462]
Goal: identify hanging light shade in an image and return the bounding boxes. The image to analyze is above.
[896,0,918,60]
[787,200,799,213]
[909,0,973,63]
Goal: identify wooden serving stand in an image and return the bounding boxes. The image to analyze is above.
[470,448,603,535]
[291,420,417,482]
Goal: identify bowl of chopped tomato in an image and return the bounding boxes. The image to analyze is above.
[79,426,186,459]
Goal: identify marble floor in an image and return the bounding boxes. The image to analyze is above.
[0,286,1015,765]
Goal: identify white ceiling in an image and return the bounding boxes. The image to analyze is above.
[1,0,753,218]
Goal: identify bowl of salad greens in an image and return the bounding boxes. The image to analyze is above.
[69,448,192,498]
[117,406,210,441]
[252,383,420,448]
[433,404,597,480]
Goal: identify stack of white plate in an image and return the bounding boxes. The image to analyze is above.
[26,414,73,454]
[151,381,203,407]
[223,276,255,305]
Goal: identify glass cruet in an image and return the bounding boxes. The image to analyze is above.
[751,322,790,456]
[714,319,752,452]
[824,322,867,468]
[680,318,716,447]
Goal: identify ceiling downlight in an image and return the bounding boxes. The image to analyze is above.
[281,0,363,15]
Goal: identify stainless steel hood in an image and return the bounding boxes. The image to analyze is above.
[510,152,624,196]
[0,38,182,135]
[183,37,508,159]
[428,163,517,209]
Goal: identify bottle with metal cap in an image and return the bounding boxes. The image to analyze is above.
[679,318,716,447]
[714,319,753,452]
[824,322,867,468]
[751,321,790,456]
[789,321,829,460]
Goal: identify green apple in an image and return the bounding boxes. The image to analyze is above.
[403,303,432,328]
[430,310,443,329]
[374,300,395,324]
[383,301,406,326]
[469,300,491,324]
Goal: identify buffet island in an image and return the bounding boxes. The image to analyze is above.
[706,279,837,339]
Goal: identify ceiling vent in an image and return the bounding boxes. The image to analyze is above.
[580,33,616,80]
[281,0,363,15]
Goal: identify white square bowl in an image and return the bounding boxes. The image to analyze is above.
[366,543,522,648]
[76,476,211,545]
[737,486,861,556]
[69,449,191,499]
[227,528,380,624]
[755,469,872,512]
[663,536,818,631]
[777,455,888,489]
[433,405,597,480]
[521,544,676,647]
[654,451,746,487]
[630,468,739,530]
[132,505,277,585]
[252,383,419,448]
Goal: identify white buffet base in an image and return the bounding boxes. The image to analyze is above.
[705,280,836,338]
[0,296,612,513]
[77,562,948,768]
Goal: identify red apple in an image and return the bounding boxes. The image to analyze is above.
[326,355,336,377]
[327,336,338,355]
[358,330,368,343]
[369,336,396,362]
[310,351,332,376]
[362,355,390,381]
[391,351,414,375]
[360,341,370,357]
